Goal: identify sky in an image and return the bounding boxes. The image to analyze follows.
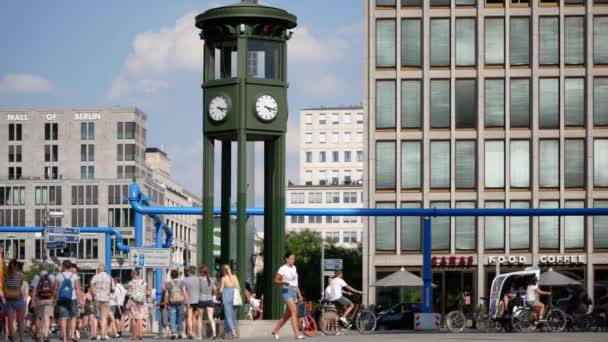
[0,0,363,202]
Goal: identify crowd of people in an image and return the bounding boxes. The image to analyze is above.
[0,259,249,342]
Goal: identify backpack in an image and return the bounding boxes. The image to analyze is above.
[58,273,74,303]
[168,280,184,304]
[3,277,22,300]
[131,280,146,304]
[37,274,54,300]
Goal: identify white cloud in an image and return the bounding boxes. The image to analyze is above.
[302,74,346,98]
[108,12,202,100]
[0,73,53,94]
[288,26,333,65]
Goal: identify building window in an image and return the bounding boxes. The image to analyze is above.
[565,78,585,126]
[376,20,396,67]
[326,232,340,244]
[595,139,608,187]
[80,166,95,179]
[376,202,396,252]
[71,185,98,205]
[431,0,450,5]
[357,151,363,162]
[594,17,608,64]
[540,201,559,250]
[431,19,450,67]
[107,208,134,227]
[565,17,585,65]
[44,123,58,141]
[376,142,396,189]
[305,171,312,185]
[319,170,328,185]
[80,144,95,162]
[485,140,504,188]
[456,0,476,4]
[344,114,352,124]
[401,141,421,189]
[343,232,358,244]
[485,79,505,127]
[510,17,530,66]
[485,201,505,250]
[290,193,304,204]
[376,80,396,128]
[565,139,585,188]
[431,80,450,128]
[595,78,608,126]
[401,80,421,129]
[357,113,364,124]
[510,140,530,188]
[344,151,352,162]
[456,79,476,128]
[331,133,339,144]
[319,152,326,163]
[456,140,476,189]
[0,240,26,260]
[431,141,450,189]
[0,187,25,206]
[377,0,396,7]
[331,114,339,124]
[326,192,340,204]
[456,202,476,250]
[326,216,340,224]
[332,151,339,162]
[401,202,421,251]
[402,0,421,5]
[344,171,352,184]
[565,201,585,250]
[402,19,421,67]
[8,145,22,163]
[331,170,339,184]
[540,140,559,188]
[44,166,58,180]
[8,124,22,141]
[539,17,559,65]
[305,152,312,163]
[319,133,326,144]
[305,133,312,144]
[485,18,504,65]
[81,122,95,140]
[594,200,608,249]
[35,186,61,205]
[539,78,559,129]
[343,192,357,204]
[510,201,530,250]
[511,79,530,127]
[431,202,450,250]
[456,18,476,66]
[309,216,322,224]
[319,114,327,125]
[44,145,58,162]
[71,207,99,227]
[8,167,21,180]
[344,132,351,143]
[305,114,312,124]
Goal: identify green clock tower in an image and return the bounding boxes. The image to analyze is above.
[196,0,297,318]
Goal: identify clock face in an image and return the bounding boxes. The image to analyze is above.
[209,96,229,122]
[255,95,278,121]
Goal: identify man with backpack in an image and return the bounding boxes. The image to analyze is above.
[90,264,113,341]
[31,263,55,342]
[55,260,83,342]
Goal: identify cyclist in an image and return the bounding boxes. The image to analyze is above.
[325,270,362,326]
[525,277,551,320]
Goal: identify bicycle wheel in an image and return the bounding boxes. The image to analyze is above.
[355,310,377,334]
[445,310,466,333]
[475,311,490,332]
[299,315,318,337]
[320,310,341,336]
[512,309,535,333]
[545,308,567,333]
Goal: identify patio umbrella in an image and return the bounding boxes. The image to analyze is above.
[539,268,582,286]
[371,267,437,287]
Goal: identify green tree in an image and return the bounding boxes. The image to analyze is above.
[23,259,60,283]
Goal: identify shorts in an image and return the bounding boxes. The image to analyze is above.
[5,299,24,312]
[281,287,297,303]
[96,301,110,319]
[110,305,123,319]
[58,300,79,319]
[198,301,214,309]
[188,302,199,310]
[335,296,353,307]
[37,299,54,319]
[525,299,536,307]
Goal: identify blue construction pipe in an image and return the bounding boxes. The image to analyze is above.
[422,217,432,313]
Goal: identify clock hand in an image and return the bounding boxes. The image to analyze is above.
[265,106,277,112]
[217,107,227,111]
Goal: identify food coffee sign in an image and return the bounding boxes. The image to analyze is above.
[488,254,586,265]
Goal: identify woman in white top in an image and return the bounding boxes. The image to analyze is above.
[525,277,551,320]
[271,253,304,340]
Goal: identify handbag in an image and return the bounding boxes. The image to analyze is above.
[233,289,243,307]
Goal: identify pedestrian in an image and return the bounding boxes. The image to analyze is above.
[109,277,126,338]
[164,269,188,340]
[271,253,304,340]
[127,270,148,341]
[70,264,84,341]
[31,263,56,342]
[1,259,26,342]
[82,286,97,339]
[198,266,217,340]
[56,260,83,342]
[158,283,171,339]
[90,264,113,341]
[183,266,200,339]
[218,265,240,340]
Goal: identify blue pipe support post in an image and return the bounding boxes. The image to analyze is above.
[154,217,164,321]
[129,183,144,248]
[105,234,112,275]
[422,217,432,313]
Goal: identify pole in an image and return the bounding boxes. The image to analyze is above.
[202,138,215,268]
[221,141,232,265]
[155,221,164,322]
[105,234,112,275]
[236,130,248,318]
[321,239,325,300]
[422,217,432,313]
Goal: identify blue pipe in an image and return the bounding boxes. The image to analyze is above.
[128,206,608,217]
[422,217,432,313]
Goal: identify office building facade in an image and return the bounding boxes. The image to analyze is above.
[364,0,608,314]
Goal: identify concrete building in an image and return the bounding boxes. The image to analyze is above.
[364,0,608,314]
[286,107,365,246]
[0,107,200,284]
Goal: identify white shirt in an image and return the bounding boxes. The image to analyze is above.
[326,278,347,301]
[277,264,298,288]
[526,285,538,302]
[91,272,112,302]
[110,283,126,306]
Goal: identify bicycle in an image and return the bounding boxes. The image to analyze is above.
[445,292,494,333]
[297,302,317,337]
[511,301,567,333]
[319,294,377,335]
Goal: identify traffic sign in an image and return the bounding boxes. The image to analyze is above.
[45,226,80,244]
[324,259,343,271]
[46,227,80,235]
[47,234,79,243]
[128,248,171,268]
[47,241,66,249]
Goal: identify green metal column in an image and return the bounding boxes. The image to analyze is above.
[202,137,215,269]
[220,140,232,265]
[236,130,248,303]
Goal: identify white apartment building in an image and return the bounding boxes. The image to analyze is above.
[286,106,365,246]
